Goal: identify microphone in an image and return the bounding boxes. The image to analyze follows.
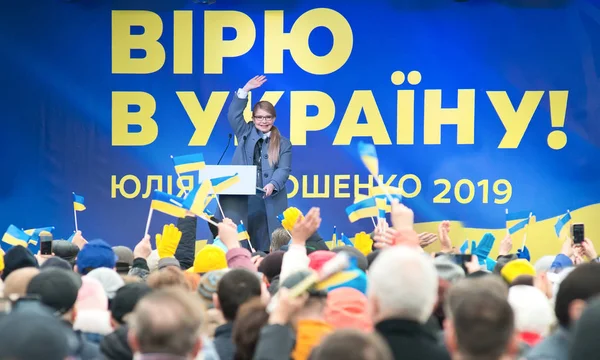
[217,134,233,165]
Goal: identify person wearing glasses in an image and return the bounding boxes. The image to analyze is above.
[223,75,292,251]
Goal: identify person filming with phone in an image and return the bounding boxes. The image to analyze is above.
[223,75,292,251]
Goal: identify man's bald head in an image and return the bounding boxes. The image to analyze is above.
[3,267,40,297]
[128,288,204,357]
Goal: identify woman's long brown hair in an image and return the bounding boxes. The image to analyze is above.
[253,101,280,167]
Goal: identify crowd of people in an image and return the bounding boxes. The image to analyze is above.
[0,200,599,360]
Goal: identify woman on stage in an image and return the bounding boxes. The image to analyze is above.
[227,75,292,251]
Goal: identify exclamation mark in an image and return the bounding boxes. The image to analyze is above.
[547,91,568,150]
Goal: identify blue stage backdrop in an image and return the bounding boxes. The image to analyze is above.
[1,0,600,258]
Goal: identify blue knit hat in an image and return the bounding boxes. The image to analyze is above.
[76,239,117,275]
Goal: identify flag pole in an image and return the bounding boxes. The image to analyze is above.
[144,208,154,236]
[211,185,225,218]
[73,206,79,232]
[505,208,509,236]
[240,220,255,253]
[520,212,533,251]
[199,214,219,227]
[372,175,394,203]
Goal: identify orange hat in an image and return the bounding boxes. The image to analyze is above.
[324,287,373,332]
[308,251,336,271]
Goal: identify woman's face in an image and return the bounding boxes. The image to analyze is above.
[253,108,275,133]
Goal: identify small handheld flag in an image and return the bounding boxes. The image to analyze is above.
[73,193,86,212]
[172,153,206,174]
[554,211,571,238]
[357,142,393,202]
[72,193,85,231]
[340,233,353,247]
[183,181,214,222]
[143,190,188,236]
[2,225,29,252]
[345,197,378,223]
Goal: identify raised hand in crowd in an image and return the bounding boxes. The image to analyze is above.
[291,207,321,246]
[464,254,482,274]
[390,199,413,230]
[498,233,513,256]
[72,230,87,250]
[268,287,309,326]
[579,238,598,261]
[418,232,437,248]
[155,224,182,259]
[133,234,152,260]
[438,221,452,252]
[217,218,240,250]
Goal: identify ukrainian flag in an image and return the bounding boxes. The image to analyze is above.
[183,180,212,216]
[554,211,572,237]
[151,191,187,218]
[73,193,86,211]
[508,216,533,235]
[2,225,29,251]
[345,197,378,223]
[237,224,250,241]
[375,197,387,218]
[210,173,240,194]
[340,233,354,247]
[506,210,534,235]
[172,153,206,174]
[24,227,55,246]
[369,185,402,197]
[358,141,379,177]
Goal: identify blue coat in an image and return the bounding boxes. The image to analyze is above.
[227,93,292,247]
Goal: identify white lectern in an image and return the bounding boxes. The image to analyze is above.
[199,165,258,250]
[199,165,257,195]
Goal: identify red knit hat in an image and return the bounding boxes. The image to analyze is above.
[324,287,373,332]
[308,251,336,271]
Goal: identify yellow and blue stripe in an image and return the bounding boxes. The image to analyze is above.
[358,141,379,177]
[2,225,30,252]
[183,180,212,216]
[24,226,55,251]
[73,193,86,211]
[237,223,250,241]
[340,233,353,247]
[210,173,240,194]
[346,197,378,223]
[172,153,206,174]
[151,190,187,218]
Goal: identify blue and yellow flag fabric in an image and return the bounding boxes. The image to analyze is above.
[554,211,571,238]
[210,173,240,194]
[358,141,379,178]
[183,180,212,216]
[345,197,378,223]
[506,210,534,235]
[340,233,354,247]
[172,153,205,174]
[369,185,402,197]
[151,191,187,218]
[73,193,86,211]
[237,223,250,241]
[2,225,29,252]
[24,227,55,245]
